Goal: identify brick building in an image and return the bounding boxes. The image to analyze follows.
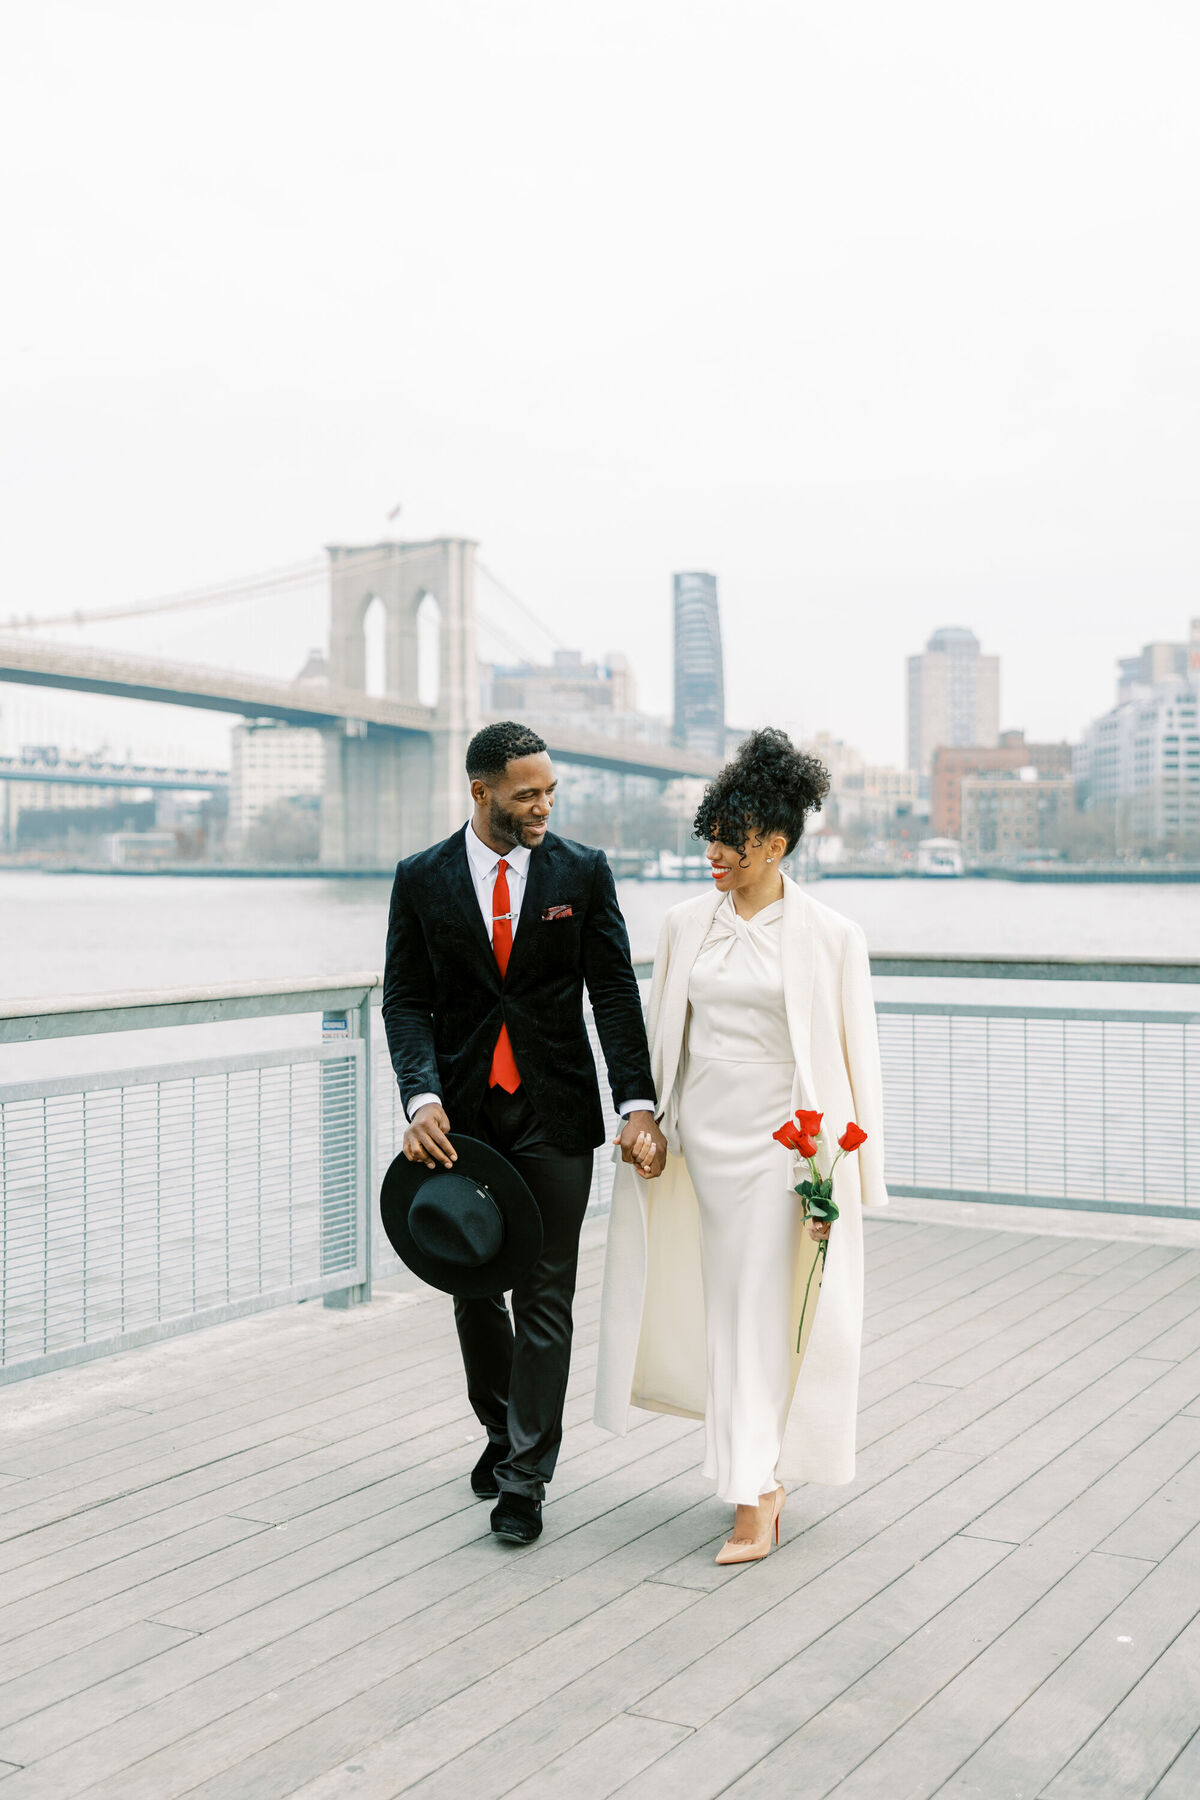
[931,731,1074,839]
[960,772,1075,859]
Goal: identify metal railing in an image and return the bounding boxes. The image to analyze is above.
[632,951,1200,1223]
[2,952,1198,1384]
[0,978,375,1384]
[861,952,1199,1220]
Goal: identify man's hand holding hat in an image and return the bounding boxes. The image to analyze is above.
[404,1103,457,1169]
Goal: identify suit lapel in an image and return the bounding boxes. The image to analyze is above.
[504,835,554,981]
[439,831,500,978]
[781,877,818,1111]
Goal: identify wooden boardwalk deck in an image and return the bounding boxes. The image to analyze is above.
[2,1211,1200,1799]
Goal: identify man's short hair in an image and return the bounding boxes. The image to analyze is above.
[466,721,549,783]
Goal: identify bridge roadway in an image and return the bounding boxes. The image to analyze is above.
[0,635,721,785]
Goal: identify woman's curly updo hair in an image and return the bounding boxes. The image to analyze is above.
[693,727,830,860]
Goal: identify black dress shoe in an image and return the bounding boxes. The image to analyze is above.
[470,1441,509,1499]
[490,1493,542,1543]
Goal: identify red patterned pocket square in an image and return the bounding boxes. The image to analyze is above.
[542,904,574,920]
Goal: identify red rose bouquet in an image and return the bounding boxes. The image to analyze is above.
[772,1110,869,1349]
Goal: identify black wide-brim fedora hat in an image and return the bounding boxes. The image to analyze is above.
[380,1135,543,1298]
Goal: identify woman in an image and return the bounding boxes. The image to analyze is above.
[594,728,887,1563]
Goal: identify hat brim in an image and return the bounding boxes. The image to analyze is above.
[380,1134,544,1297]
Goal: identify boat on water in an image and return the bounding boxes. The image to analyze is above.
[917,837,964,878]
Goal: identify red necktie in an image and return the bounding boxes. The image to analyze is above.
[488,858,521,1093]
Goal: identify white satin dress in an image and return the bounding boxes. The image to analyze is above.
[675,893,803,1505]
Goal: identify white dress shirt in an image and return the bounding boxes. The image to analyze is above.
[406,821,653,1123]
[463,816,533,937]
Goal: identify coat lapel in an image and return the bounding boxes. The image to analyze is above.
[781,876,818,1111]
[655,890,721,1110]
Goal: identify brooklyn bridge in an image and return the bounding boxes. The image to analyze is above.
[0,538,720,865]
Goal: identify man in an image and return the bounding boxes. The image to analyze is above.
[382,720,667,1543]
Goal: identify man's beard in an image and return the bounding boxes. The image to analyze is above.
[488,798,545,850]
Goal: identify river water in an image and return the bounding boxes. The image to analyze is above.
[3,866,1197,1354]
[5,867,1199,1000]
[3,867,1197,1083]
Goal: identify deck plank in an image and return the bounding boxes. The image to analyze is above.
[0,1435,704,1782]
[0,1216,1198,1800]
[934,1517,1200,1799]
[500,1712,692,1800]
[702,1537,1126,1798]
[1146,1728,1200,1799]
[810,1548,1152,1800]
[1040,1609,1200,1800]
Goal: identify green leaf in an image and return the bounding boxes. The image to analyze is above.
[807,1193,842,1224]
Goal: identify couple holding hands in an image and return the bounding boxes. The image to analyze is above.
[382,719,886,1561]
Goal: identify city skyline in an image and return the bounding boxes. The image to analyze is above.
[2,580,1192,779]
[5,567,1199,861]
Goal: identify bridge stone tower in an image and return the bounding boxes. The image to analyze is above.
[321,538,479,866]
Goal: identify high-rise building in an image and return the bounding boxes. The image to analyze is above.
[1079,679,1200,841]
[1076,620,1200,844]
[673,572,725,758]
[906,627,1000,777]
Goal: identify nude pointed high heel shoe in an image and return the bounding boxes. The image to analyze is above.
[714,1485,786,1565]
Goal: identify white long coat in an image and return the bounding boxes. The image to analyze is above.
[593,876,888,1486]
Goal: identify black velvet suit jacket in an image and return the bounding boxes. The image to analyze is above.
[381,828,656,1155]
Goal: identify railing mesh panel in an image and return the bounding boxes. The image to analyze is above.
[878,1010,1200,1212]
[0,1055,358,1371]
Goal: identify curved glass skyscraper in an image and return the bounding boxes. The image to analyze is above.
[673,571,725,758]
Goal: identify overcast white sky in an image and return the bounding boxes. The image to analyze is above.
[2,0,1197,766]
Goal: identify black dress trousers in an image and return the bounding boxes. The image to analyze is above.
[454,1083,594,1503]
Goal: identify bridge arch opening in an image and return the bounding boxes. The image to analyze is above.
[416,592,440,709]
[362,595,387,698]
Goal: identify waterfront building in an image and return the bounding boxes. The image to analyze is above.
[228,720,325,850]
[959,771,1075,860]
[673,572,725,757]
[481,647,673,847]
[804,731,918,834]
[931,732,1074,840]
[1078,666,1200,845]
[906,627,1000,778]
[486,648,642,733]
